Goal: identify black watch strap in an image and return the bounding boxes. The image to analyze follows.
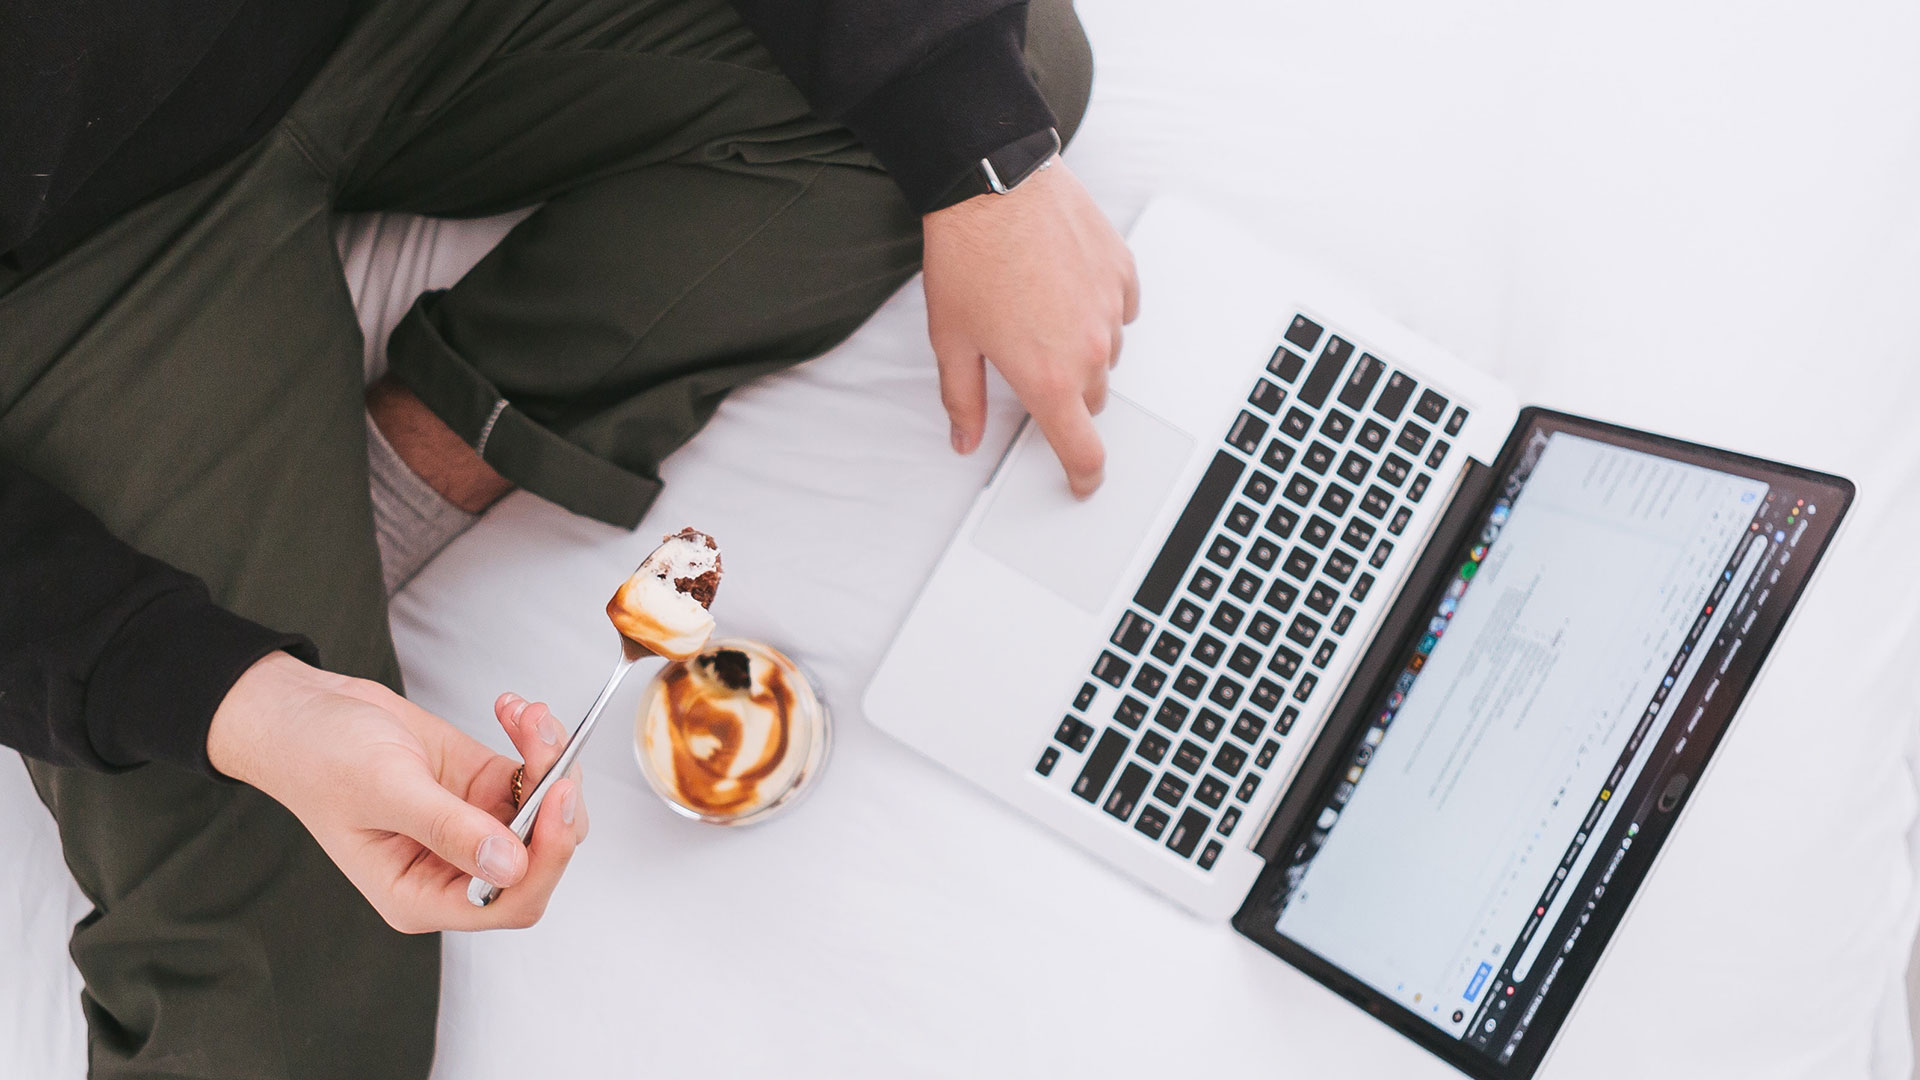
[926,127,1062,213]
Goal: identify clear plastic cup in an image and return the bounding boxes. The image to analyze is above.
[633,639,830,826]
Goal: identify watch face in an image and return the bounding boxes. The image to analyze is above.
[984,127,1062,193]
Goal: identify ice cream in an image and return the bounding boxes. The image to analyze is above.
[639,641,825,821]
[606,528,723,661]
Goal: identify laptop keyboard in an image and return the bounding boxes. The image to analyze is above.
[1033,312,1469,871]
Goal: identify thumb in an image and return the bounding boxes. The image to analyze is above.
[932,327,988,456]
[386,769,528,888]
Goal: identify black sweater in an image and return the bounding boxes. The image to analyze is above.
[0,0,1056,775]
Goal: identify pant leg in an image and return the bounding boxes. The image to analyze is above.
[344,0,1094,527]
[0,127,436,1079]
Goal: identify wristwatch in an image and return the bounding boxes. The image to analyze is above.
[927,127,1062,212]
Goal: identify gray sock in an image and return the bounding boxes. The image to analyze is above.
[366,416,479,596]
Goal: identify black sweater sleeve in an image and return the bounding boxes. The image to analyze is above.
[727,0,1059,214]
[0,458,317,775]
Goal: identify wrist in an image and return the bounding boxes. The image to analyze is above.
[206,650,331,785]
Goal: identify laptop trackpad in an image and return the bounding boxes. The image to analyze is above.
[972,395,1195,614]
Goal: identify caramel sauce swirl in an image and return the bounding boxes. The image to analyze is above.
[657,659,797,816]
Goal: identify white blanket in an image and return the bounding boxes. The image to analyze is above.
[6,1,1920,1076]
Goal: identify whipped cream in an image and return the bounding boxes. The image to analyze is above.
[606,530,721,661]
[641,644,820,820]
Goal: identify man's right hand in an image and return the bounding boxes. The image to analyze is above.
[207,651,588,933]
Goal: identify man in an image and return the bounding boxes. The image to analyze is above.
[0,0,1136,1075]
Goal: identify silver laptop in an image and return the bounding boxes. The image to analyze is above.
[864,197,1853,1079]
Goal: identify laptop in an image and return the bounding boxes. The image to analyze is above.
[863,197,1855,1078]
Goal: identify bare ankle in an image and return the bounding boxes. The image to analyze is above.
[366,376,514,514]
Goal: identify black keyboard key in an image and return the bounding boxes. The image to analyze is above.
[1287,613,1321,647]
[1293,672,1319,702]
[1297,336,1353,408]
[1132,663,1166,697]
[1281,547,1316,581]
[1337,451,1370,485]
[1337,352,1388,410]
[1153,772,1188,805]
[1370,539,1394,569]
[1319,409,1355,443]
[1150,632,1185,666]
[1275,708,1298,737]
[1387,506,1412,535]
[1193,634,1226,667]
[1302,514,1335,549]
[1279,407,1313,440]
[1266,504,1300,539]
[1206,535,1240,569]
[1318,483,1352,517]
[1218,807,1242,837]
[1350,573,1375,602]
[1444,406,1469,437]
[1193,708,1226,741]
[1189,566,1222,601]
[1055,715,1094,751]
[1304,581,1339,615]
[1232,712,1265,743]
[1359,485,1393,519]
[1153,698,1189,732]
[1226,410,1265,455]
[1324,548,1357,583]
[1341,518,1376,551]
[1413,388,1449,423]
[1408,473,1431,502]
[1228,570,1262,603]
[1357,418,1390,452]
[1115,696,1148,729]
[1195,774,1229,809]
[1136,802,1170,839]
[1139,729,1171,764]
[1242,472,1277,505]
[1209,601,1245,635]
[1172,666,1207,700]
[1249,678,1283,712]
[1073,728,1129,802]
[1197,840,1223,870]
[1224,503,1258,536]
[1262,439,1296,473]
[1425,440,1450,470]
[1104,763,1151,821]
[1378,453,1411,487]
[1173,740,1207,774]
[1214,742,1249,777]
[1268,347,1307,383]
[1111,611,1153,655]
[1302,440,1336,475]
[1284,314,1324,353]
[1171,599,1203,632]
[1134,450,1245,615]
[1227,643,1262,677]
[1236,773,1262,802]
[1264,579,1298,612]
[1036,747,1060,775]
[1247,537,1279,571]
[1373,371,1415,420]
[1257,738,1282,767]
[1247,380,1286,415]
[1268,646,1301,679]
[1092,651,1130,687]
[1246,612,1280,645]
[1331,606,1356,635]
[1208,675,1243,709]
[1312,639,1337,668]
[1395,420,1431,456]
[1074,682,1098,710]
[1168,808,1211,857]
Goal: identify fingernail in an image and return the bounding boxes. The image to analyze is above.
[560,785,578,826]
[951,425,973,455]
[476,834,516,886]
[536,709,562,746]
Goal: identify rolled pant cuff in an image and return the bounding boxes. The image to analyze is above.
[385,296,661,528]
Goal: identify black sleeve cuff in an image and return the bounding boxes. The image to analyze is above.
[85,588,318,777]
[840,3,1058,215]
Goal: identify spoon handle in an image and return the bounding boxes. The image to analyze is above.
[467,652,640,907]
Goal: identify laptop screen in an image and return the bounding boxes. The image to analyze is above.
[1236,411,1852,1080]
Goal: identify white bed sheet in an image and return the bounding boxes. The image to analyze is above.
[6,1,1920,1077]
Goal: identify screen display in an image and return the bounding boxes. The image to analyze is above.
[1247,412,1851,1078]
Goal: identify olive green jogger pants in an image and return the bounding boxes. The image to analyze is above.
[0,0,1090,1073]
